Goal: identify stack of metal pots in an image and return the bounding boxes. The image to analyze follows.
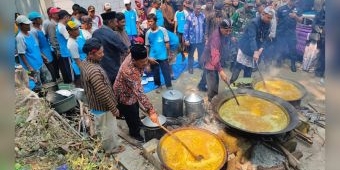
[162,90,205,119]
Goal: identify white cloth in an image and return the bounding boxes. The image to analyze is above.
[92,111,121,153]
[81,29,92,40]
[91,15,102,32]
[67,37,80,59]
[236,49,254,68]
[57,23,69,39]
[15,32,28,54]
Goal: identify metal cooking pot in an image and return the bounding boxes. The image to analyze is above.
[141,114,167,127]
[70,88,88,104]
[253,77,307,107]
[157,127,227,170]
[162,90,183,118]
[183,93,205,118]
[141,115,167,142]
[46,91,78,113]
[211,88,300,135]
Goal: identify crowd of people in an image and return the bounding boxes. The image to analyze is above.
[14,0,325,154]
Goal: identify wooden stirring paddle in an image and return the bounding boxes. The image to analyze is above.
[156,121,204,161]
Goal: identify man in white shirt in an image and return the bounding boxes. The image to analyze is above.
[88,5,103,32]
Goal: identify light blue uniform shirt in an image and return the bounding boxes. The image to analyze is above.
[16,32,43,70]
[175,11,186,33]
[56,23,71,57]
[145,27,169,60]
[71,31,87,75]
[31,28,54,62]
[123,9,138,36]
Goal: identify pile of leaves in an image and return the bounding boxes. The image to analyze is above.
[14,87,119,169]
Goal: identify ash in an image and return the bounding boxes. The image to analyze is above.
[250,143,286,168]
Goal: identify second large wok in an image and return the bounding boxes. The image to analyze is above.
[211,88,299,135]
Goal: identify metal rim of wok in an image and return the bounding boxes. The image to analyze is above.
[157,127,227,170]
[211,88,300,135]
[253,77,307,103]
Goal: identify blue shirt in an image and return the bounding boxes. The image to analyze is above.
[31,27,54,63]
[184,12,205,44]
[150,8,164,27]
[16,32,43,70]
[145,27,169,60]
[56,23,71,57]
[175,11,186,33]
[70,31,87,75]
[123,9,138,36]
[168,31,179,50]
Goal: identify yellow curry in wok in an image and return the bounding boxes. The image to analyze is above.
[254,79,302,101]
[219,95,289,133]
[159,129,226,170]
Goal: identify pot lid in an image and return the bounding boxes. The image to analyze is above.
[184,93,203,102]
[162,90,183,100]
[141,114,167,127]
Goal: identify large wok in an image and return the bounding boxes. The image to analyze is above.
[211,88,300,135]
[252,77,307,107]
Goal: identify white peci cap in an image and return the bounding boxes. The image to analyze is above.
[124,0,131,4]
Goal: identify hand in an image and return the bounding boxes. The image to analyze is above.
[219,70,228,83]
[28,66,34,72]
[112,109,120,117]
[231,37,237,43]
[289,12,297,19]
[184,41,190,46]
[149,110,159,124]
[145,65,152,73]
[148,58,159,65]
[253,52,260,63]
[42,56,49,63]
[56,51,61,60]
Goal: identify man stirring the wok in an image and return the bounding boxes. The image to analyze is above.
[114,44,159,142]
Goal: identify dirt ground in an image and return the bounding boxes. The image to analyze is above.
[143,59,325,170]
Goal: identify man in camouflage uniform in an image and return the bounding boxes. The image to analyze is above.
[229,3,256,70]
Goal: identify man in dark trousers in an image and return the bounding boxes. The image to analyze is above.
[201,19,233,102]
[229,7,273,84]
[275,0,303,72]
[114,44,159,142]
[92,11,129,85]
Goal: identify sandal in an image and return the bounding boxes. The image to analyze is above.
[110,145,125,154]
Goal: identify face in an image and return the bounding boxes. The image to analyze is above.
[232,0,239,6]
[135,1,141,7]
[153,2,161,8]
[69,28,80,37]
[88,10,95,17]
[125,3,131,10]
[19,23,30,32]
[51,13,59,20]
[108,18,118,29]
[220,27,232,36]
[147,18,156,29]
[262,13,273,24]
[117,19,126,30]
[194,5,201,15]
[177,5,183,11]
[34,18,43,25]
[90,46,104,61]
[81,22,92,30]
[287,0,296,6]
[133,57,149,69]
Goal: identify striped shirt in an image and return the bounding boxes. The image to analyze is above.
[80,59,118,112]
